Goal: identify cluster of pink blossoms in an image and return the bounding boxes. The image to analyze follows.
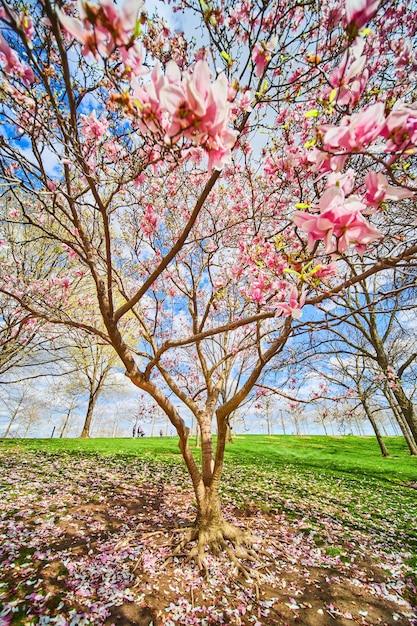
[133,60,237,171]
[57,0,237,171]
[80,110,109,141]
[297,98,416,255]
[293,186,382,255]
[275,286,306,320]
[57,0,146,76]
[296,26,416,258]
[315,100,417,173]
[326,39,368,108]
[0,8,34,85]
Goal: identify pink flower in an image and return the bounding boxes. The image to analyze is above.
[252,38,277,77]
[294,186,382,254]
[381,101,417,152]
[328,51,368,107]
[80,110,109,141]
[0,32,19,73]
[57,7,105,58]
[0,32,34,84]
[249,276,269,303]
[345,0,380,31]
[322,103,385,152]
[314,262,338,281]
[364,171,414,208]
[276,286,306,319]
[307,148,347,175]
[132,63,165,134]
[19,12,35,40]
[140,205,158,235]
[119,41,146,77]
[326,169,356,195]
[57,0,144,64]
[135,59,237,170]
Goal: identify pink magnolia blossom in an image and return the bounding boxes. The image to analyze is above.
[140,205,158,235]
[80,110,109,141]
[18,12,34,40]
[57,6,108,58]
[313,262,338,281]
[294,186,382,254]
[252,37,277,77]
[322,103,385,152]
[249,275,269,303]
[364,171,414,208]
[326,169,356,195]
[0,32,34,84]
[132,63,165,134]
[276,286,306,320]
[57,0,144,69]
[381,101,417,152]
[307,147,347,174]
[120,41,146,77]
[328,47,368,107]
[135,60,237,170]
[344,0,381,31]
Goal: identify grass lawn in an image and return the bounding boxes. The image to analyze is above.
[1,435,416,625]
[2,433,416,480]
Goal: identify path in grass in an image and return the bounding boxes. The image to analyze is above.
[0,436,416,625]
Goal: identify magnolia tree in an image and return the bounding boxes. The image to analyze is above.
[1,0,417,566]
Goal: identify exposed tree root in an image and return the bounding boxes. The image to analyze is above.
[163,519,263,581]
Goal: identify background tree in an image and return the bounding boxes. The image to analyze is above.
[55,333,120,438]
[314,271,417,447]
[0,381,47,437]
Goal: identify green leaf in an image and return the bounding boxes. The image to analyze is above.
[304,138,316,148]
[304,109,319,118]
[328,88,338,104]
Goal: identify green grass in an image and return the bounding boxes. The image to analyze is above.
[224,435,417,484]
[1,434,416,484]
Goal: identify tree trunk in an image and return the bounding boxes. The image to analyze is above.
[181,419,252,570]
[3,397,25,438]
[60,408,72,438]
[362,397,389,457]
[280,411,286,435]
[384,387,417,455]
[124,376,255,568]
[392,383,417,444]
[3,410,18,438]
[374,343,417,443]
[79,395,96,438]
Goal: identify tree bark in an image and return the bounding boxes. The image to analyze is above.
[385,388,417,456]
[79,394,96,438]
[362,397,389,457]
[3,411,18,438]
[391,383,417,444]
[60,407,72,438]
